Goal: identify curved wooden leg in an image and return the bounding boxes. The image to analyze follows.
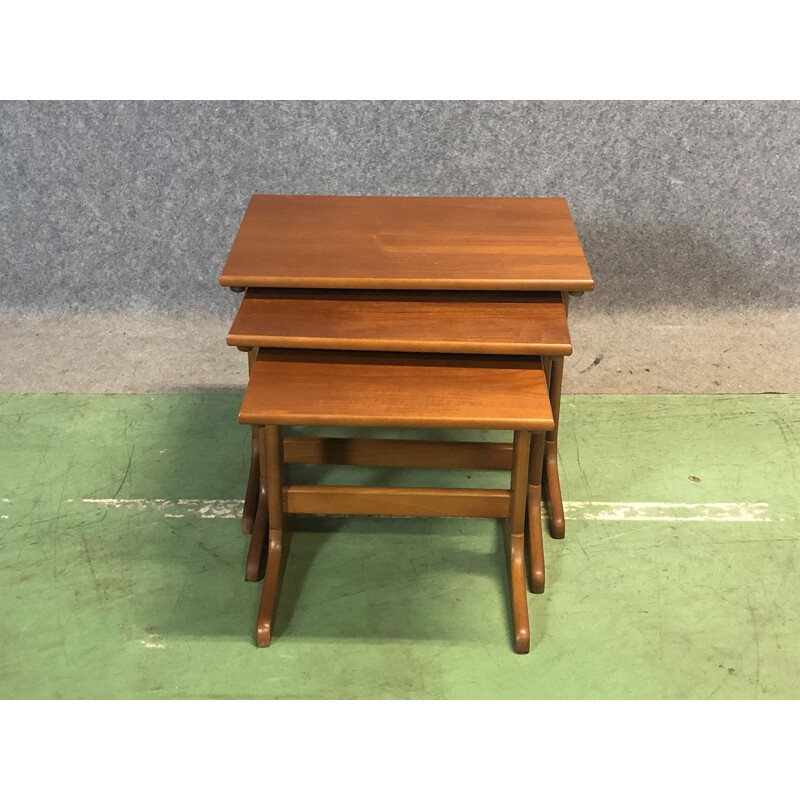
[544,355,565,539]
[255,425,287,647]
[544,447,565,539]
[509,430,531,654]
[242,427,260,535]
[527,487,546,593]
[242,346,260,535]
[527,432,546,594]
[256,527,287,646]
[245,469,268,581]
[507,533,530,654]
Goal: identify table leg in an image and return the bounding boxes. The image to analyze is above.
[242,347,260,535]
[243,427,260,535]
[245,426,269,582]
[256,425,289,647]
[508,429,532,654]
[544,355,566,539]
[527,431,546,593]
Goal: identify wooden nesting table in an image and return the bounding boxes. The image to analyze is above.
[220,194,594,651]
[220,195,594,292]
[240,349,554,652]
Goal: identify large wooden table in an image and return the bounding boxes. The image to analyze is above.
[221,194,594,292]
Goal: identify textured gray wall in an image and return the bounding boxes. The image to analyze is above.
[1,101,798,315]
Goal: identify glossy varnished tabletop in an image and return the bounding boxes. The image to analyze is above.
[238,349,554,431]
[227,289,572,356]
[220,195,594,292]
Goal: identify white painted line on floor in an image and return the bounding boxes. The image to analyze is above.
[80,498,775,522]
[82,498,244,518]
[563,501,773,522]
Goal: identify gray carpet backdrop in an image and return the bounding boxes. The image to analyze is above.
[1,101,798,316]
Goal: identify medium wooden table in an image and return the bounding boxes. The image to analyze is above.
[229,288,572,593]
[221,194,594,539]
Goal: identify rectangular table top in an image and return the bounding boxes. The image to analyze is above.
[239,349,554,431]
[227,288,572,356]
[220,195,594,292]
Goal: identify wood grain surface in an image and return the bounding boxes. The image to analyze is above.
[283,486,511,518]
[220,195,594,291]
[283,436,513,470]
[238,349,554,430]
[227,289,572,355]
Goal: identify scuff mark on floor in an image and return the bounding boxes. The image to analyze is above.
[579,354,604,373]
[139,629,166,650]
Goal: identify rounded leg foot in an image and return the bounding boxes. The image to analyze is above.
[254,530,285,647]
[515,630,531,655]
[255,620,272,647]
[545,445,565,539]
[508,533,531,654]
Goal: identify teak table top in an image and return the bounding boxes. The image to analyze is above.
[220,195,594,292]
[227,288,572,356]
[239,349,554,431]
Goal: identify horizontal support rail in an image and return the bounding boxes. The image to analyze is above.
[283,486,511,518]
[283,436,513,471]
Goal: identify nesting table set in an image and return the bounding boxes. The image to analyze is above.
[220,195,594,653]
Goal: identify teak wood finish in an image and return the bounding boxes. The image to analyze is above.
[241,347,260,536]
[226,195,591,543]
[220,195,594,293]
[240,350,553,653]
[228,288,572,356]
[239,350,554,431]
[283,436,514,471]
[284,486,512,518]
[541,291,571,539]
[221,193,594,652]
[232,289,572,541]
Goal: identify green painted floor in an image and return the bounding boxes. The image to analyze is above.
[1,393,798,699]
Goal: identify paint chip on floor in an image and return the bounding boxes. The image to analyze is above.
[139,630,166,649]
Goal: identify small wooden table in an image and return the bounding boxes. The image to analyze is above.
[221,195,594,539]
[240,349,554,653]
